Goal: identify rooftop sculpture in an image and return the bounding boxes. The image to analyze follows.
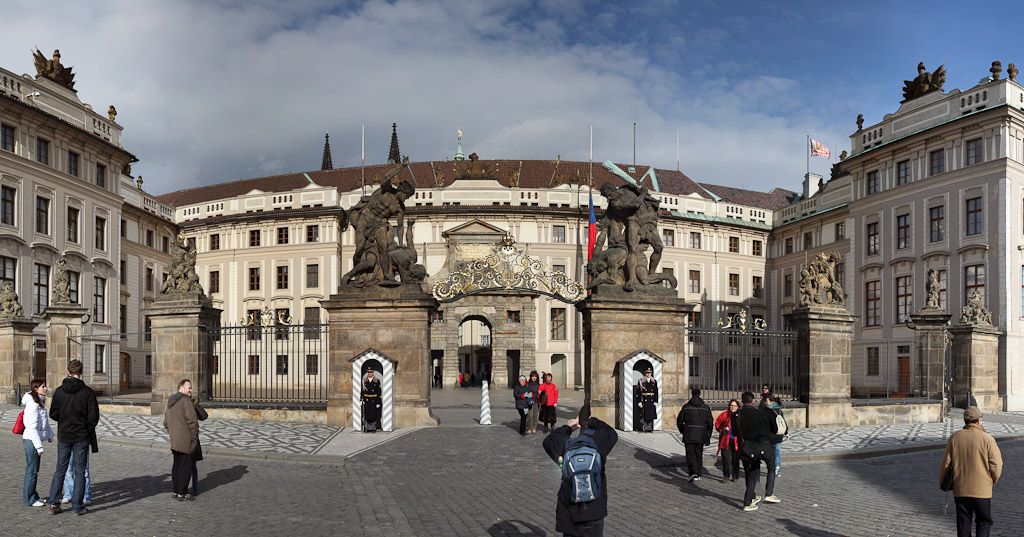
[32,49,76,91]
[901,62,946,103]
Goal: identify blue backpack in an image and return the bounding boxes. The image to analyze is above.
[562,429,603,503]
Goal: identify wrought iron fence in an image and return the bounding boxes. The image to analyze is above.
[207,323,329,403]
[685,327,798,403]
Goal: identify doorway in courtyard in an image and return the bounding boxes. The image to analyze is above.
[458,316,491,386]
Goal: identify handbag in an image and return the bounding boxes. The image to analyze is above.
[12,410,25,434]
[940,464,954,492]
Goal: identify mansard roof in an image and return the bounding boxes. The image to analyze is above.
[699,183,799,211]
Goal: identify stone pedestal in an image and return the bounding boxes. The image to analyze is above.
[790,305,855,428]
[578,288,689,431]
[42,304,90,401]
[909,308,952,400]
[0,317,39,403]
[949,323,1002,412]
[322,286,440,428]
[142,296,221,416]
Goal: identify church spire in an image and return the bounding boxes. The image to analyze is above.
[454,129,465,161]
[321,133,333,171]
[387,123,401,165]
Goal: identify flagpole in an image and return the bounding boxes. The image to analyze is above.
[361,125,366,198]
[806,134,810,181]
[676,130,680,171]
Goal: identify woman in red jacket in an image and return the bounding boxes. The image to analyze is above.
[715,399,741,482]
[537,373,559,432]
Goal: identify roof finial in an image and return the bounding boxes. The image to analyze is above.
[387,122,401,165]
[321,133,333,170]
[454,129,465,161]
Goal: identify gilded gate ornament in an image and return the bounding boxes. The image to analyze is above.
[240,305,292,327]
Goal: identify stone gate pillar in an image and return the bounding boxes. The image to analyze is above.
[322,286,440,428]
[0,315,38,404]
[790,305,855,428]
[578,288,689,431]
[42,304,89,401]
[949,323,1002,412]
[143,296,221,416]
[909,307,951,400]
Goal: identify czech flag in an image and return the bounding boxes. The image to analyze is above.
[587,187,597,260]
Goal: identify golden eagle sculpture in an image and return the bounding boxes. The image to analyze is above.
[32,48,76,91]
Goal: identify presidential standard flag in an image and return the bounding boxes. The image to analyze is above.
[810,138,831,158]
[587,188,597,260]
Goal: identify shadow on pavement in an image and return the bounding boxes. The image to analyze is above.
[198,464,249,495]
[637,448,744,510]
[775,518,846,537]
[487,519,546,536]
[89,473,172,512]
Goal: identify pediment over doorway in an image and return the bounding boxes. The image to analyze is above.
[442,219,508,242]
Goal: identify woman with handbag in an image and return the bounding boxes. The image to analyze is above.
[715,399,741,482]
[21,379,54,507]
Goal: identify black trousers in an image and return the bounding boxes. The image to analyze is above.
[171,450,193,496]
[955,496,993,537]
[518,408,529,435]
[721,446,741,479]
[742,449,776,506]
[684,443,704,477]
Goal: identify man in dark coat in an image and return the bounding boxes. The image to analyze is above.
[543,404,618,537]
[47,359,99,516]
[362,370,382,432]
[676,388,714,481]
[737,391,780,511]
[636,368,658,432]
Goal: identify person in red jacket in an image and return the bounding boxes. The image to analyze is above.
[538,373,560,432]
[715,399,742,482]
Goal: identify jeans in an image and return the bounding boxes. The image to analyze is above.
[955,496,993,537]
[62,451,91,502]
[742,447,776,506]
[774,443,782,472]
[23,439,41,505]
[48,440,89,512]
[526,404,539,432]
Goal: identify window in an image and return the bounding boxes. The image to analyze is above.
[729,236,739,253]
[751,357,761,377]
[785,238,793,254]
[306,264,319,288]
[689,356,699,377]
[277,227,289,245]
[930,206,944,242]
[249,229,261,247]
[304,307,321,339]
[552,264,566,274]
[867,347,880,376]
[867,222,879,255]
[144,317,151,341]
[835,222,845,241]
[94,345,105,374]
[689,232,701,249]
[68,151,79,177]
[752,275,763,298]
[896,275,912,323]
[965,265,985,301]
[550,308,566,340]
[35,197,49,235]
[245,309,260,340]
[95,217,106,251]
[249,267,261,290]
[930,149,945,175]
[276,355,288,375]
[145,268,154,292]
[36,139,48,165]
[0,186,13,226]
[685,311,702,328]
[93,277,106,323]
[728,273,739,296]
[120,304,127,336]
[865,281,880,327]
[507,310,521,323]
[0,124,14,151]
[33,264,49,315]
[120,260,126,285]
[803,232,813,250]
[662,267,674,289]
[67,207,79,243]
[119,219,125,238]
[896,214,909,249]
[752,240,762,256]
[162,236,169,253]
[896,160,910,185]
[966,138,983,165]
[146,230,154,247]
[276,266,289,289]
[209,234,220,250]
[965,197,982,235]
[146,355,152,375]
[248,355,260,375]
[866,170,879,195]
[936,269,947,310]
[68,271,79,304]
[95,164,106,188]
[209,271,220,293]
[306,355,319,375]
[552,225,566,243]
[0,256,15,289]
[835,263,845,288]
[688,270,700,293]
[430,310,443,323]
[784,274,793,297]
[306,225,319,242]
[663,229,674,247]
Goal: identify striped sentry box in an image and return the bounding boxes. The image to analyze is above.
[351,349,395,432]
[618,350,663,432]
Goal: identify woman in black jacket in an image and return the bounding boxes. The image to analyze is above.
[513,375,533,436]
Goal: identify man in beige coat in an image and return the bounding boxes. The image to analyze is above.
[163,379,199,501]
[940,406,1002,537]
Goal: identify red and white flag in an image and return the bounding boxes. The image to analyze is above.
[809,138,831,158]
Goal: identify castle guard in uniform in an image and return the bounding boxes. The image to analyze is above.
[361,370,382,432]
[636,368,658,432]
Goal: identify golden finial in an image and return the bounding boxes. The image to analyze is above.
[457,129,462,140]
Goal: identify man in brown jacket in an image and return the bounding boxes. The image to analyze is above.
[940,406,1002,537]
[163,379,199,501]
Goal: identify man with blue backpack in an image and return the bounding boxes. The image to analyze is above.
[543,403,618,537]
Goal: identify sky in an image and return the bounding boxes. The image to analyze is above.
[0,0,1012,196]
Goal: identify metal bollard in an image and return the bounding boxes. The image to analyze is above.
[480,380,491,425]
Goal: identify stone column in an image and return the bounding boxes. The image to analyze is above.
[322,286,440,428]
[909,308,951,400]
[42,304,90,399]
[0,316,39,403]
[578,288,689,430]
[790,305,855,428]
[142,296,221,416]
[949,323,1002,412]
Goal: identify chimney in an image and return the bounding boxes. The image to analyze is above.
[803,173,823,199]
